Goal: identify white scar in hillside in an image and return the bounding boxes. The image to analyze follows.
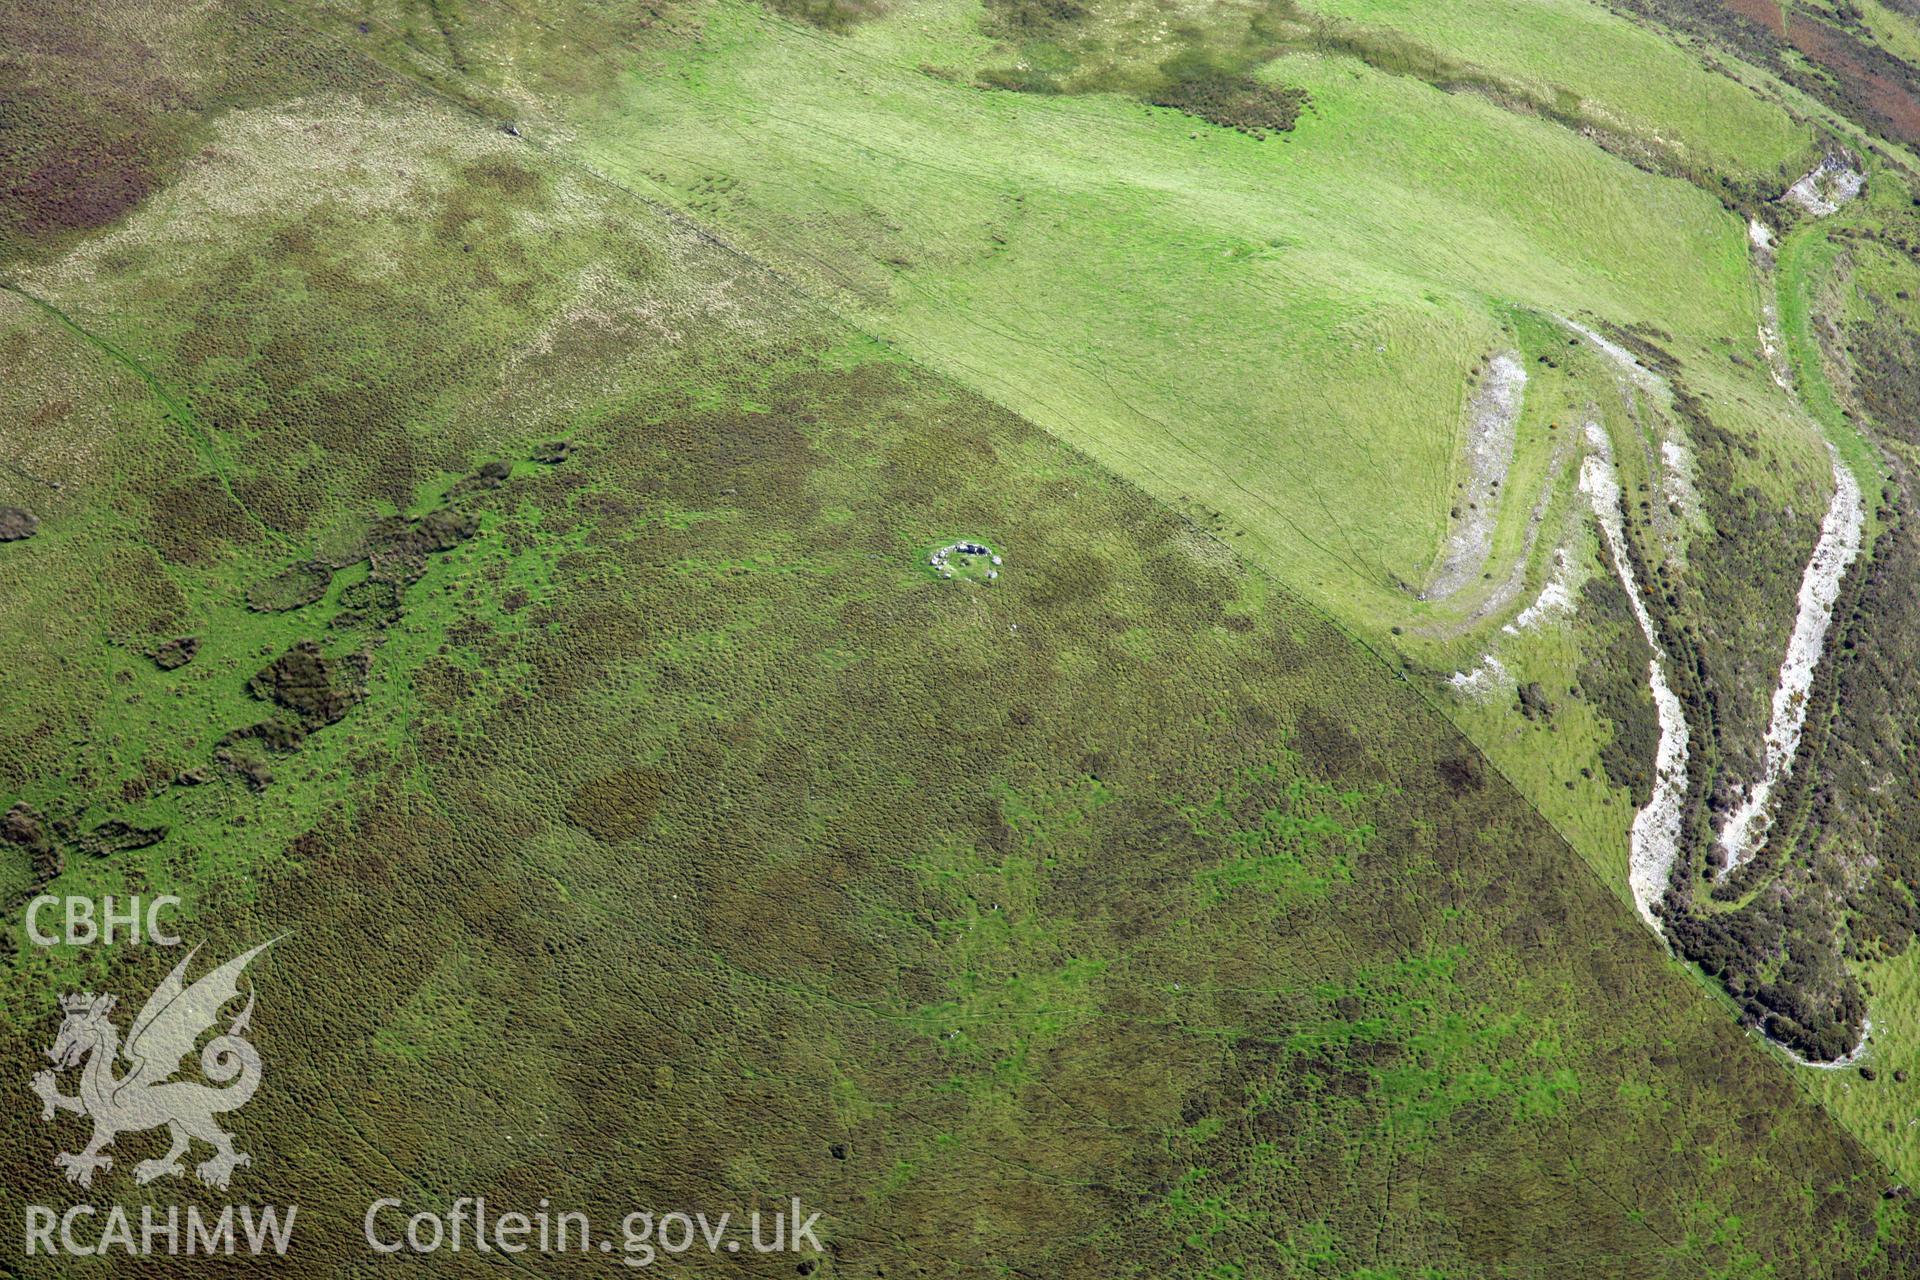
[1580,423,1690,928]
[1717,445,1864,876]
[1424,352,1526,601]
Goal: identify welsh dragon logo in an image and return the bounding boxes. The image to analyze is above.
[31,940,274,1190]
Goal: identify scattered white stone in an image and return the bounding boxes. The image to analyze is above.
[1503,548,1579,635]
[1785,154,1864,217]
[1425,352,1528,600]
[1448,653,1509,696]
[1582,422,1690,930]
[1559,317,1665,395]
[1717,445,1865,875]
[1659,438,1704,555]
[1757,306,1794,392]
[1774,1015,1873,1070]
[929,539,1004,579]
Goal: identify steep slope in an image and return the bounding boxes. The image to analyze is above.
[0,3,1916,1276]
[304,0,1920,1073]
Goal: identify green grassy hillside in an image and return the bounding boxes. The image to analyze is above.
[6,1,1920,1274]
[318,0,1920,1129]
[393,0,1814,630]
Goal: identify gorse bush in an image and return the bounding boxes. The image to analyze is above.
[1147,59,1309,136]
[762,0,885,33]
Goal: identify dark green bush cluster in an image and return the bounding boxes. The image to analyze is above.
[761,0,885,33]
[1147,55,1309,136]
[1578,574,1659,807]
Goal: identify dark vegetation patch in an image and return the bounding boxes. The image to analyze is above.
[1576,346,1861,1059]
[1787,475,1920,956]
[1578,572,1658,807]
[144,476,261,566]
[1651,225,1920,1061]
[1593,319,1682,380]
[72,819,167,859]
[0,802,59,884]
[978,0,1313,134]
[0,1,388,262]
[1435,752,1484,794]
[565,767,667,842]
[332,579,405,631]
[366,509,479,582]
[1656,233,1920,1058]
[0,506,38,540]
[976,0,1783,206]
[1609,0,1920,153]
[145,635,199,670]
[759,0,885,32]
[247,642,370,729]
[1515,678,1553,722]
[449,459,513,498]
[1848,287,1920,447]
[1146,51,1309,137]
[246,560,334,612]
[1289,704,1368,782]
[1666,889,1867,1061]
[209,455,533,789]
[1662,378,1813,822]
[1775,245,1920,967]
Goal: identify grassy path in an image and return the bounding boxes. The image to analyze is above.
[0,280,284,548]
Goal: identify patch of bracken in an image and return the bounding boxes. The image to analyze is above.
[0,507,39,540]
[367,509,479,583]
[565,767,667,843]
[247,641,369,728]
[247,560,334,612]
[146,635,200,670]
[1147,53,1309,137]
